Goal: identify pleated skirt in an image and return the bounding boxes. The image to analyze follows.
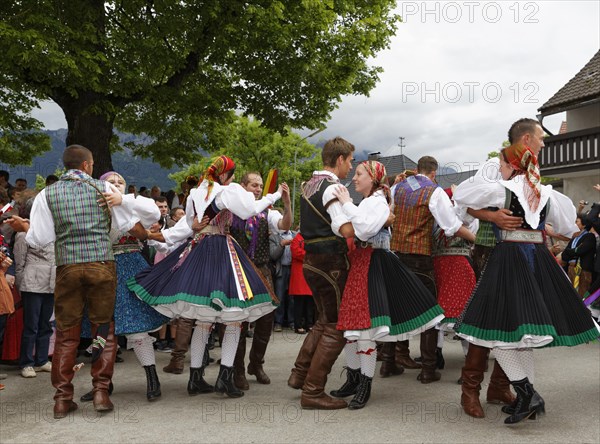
[433,255,476,331]
[455,241,600,349]
[127,234,277,323]
[337,247,444,342]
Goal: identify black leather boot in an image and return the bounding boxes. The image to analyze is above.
[504,378,537,424]
[348,373,373,410]
[187,366,214,395]
[330,367,361,398]
[143,365,161,401]
[503,391,545,416]
[215,365,244,398]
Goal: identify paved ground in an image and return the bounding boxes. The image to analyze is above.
[1,332,599,444]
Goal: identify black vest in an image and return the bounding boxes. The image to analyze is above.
[229,212,270,266]
[300,179,348,254]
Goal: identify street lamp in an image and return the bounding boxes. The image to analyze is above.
[292,127,326,217]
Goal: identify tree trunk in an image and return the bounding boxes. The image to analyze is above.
[61,95,116,178]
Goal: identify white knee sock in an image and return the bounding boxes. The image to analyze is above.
[494,349,528,382]
[358,340,377,378]
[343,342,360,370]
[520,348,535,384]
[221,323,241,367]
[437,330,444,348]
[190,323,211,368]
[127,333,156,367]
[461,339,469,356]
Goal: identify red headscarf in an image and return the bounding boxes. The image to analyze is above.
[502,143,541,212]
[360,160,391,203]
[200,155,236,200]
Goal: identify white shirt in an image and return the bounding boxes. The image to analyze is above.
[452,174,578,237]
[341,190,390,241]
[162,181,281,245]
[317,170,351,237]
[25,185,143,249]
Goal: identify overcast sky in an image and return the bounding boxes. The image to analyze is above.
[33,1,599,173]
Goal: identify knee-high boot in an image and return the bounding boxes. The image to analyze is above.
[379,342,404,377]
[248,312,273,384]
[164,317,194,374]
[91,322,117,412]
[460,343,487,418]
[395,340,421,369]
[51,325,81,419]
[288,322,324,389]
[417,328,441,383]
[486,360,516,405]
[300,323,348,410]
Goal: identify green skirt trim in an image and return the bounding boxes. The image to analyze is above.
[457,323,599,347]
[370,305,444,336]
[127,278,276,312]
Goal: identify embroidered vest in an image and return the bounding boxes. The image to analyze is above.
[230,211,270,266]
[46,174,113,266]
[390,175,436,256]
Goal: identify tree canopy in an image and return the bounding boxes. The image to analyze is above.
[0,1,399,175]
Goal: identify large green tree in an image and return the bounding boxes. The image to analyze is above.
[0,1,399,175]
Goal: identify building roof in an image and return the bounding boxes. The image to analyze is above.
[539,50,600,116]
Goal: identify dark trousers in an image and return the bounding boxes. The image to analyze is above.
[274,265,293,326]
[293,295,315,330]
[19,291,54,368]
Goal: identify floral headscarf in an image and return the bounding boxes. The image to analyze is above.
[200,155,236,200]
[501,143,541,212]
[360,160,391,203]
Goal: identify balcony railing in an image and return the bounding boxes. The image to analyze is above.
[539,126,600,175]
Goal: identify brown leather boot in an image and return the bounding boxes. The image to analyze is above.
[460,343,488,418]
[163,317,194,374]
[248,312,273,384]
[395,340,421,369]
[233,322,249,390]
[91,322,117,412]
[486,359,516,405]
[288,322,324,389]
[300,324,348,410]
[379,342,404,377]
[417,328,441,383]
[52,325,81,419]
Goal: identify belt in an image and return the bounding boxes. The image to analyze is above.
[199,225,223,235]
[499,229,544,244]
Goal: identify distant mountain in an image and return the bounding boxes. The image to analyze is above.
[0,129,187,191]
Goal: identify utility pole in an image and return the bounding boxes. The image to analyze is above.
[398,136,406,171]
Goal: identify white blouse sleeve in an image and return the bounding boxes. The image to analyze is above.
[453,171,506,223]
[25,190,56,248]
[267,209,284,234]
[109,188,139,233]
[132,196,161,229]
[546,189,578,238]
[215,183,281,220]
[162,214,193,245]
[341,194,389,241]
[429,188,464,237]
[323,184,351,237]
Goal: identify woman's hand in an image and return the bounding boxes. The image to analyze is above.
[332,185,351,205]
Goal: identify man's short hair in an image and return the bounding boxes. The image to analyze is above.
[0,170,9,181]
[170,206,184,218]
[154,196,168,204]
[240,172,261,185]
[45,174,59,185]
[508,118,540,144]
[417,156,438,174]
[15,178,27,184]
[322,137,355,168]
[63,145,92,170]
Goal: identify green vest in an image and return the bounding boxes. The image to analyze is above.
[45,171,113,266]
